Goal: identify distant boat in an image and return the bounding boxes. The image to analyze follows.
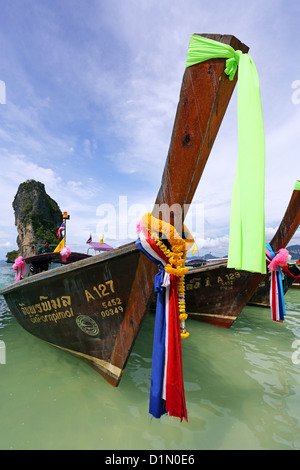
[86,241,114,255]
[0,34,248,385]
[185,181,300,327]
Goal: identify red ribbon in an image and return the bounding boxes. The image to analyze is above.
[282,264,300,279]
[165,276,188,421]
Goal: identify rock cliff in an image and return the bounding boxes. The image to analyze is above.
[12,180,63,257]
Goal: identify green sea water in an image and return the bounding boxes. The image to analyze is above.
[0,262,300,450]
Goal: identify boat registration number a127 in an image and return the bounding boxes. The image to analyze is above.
[17,279,124,325]
[84,280,124,319]
[84,280,115,301]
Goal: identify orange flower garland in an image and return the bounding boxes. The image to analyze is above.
[142,213,194,338]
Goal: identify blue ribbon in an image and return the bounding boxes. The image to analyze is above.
[136,237,167,418]
[266,243,286,321]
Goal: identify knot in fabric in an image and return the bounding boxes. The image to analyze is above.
[154,268,165,292]
[185,34,266,274]
[224,50,243,80]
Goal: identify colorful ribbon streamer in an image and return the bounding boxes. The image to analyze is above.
[136,224,188,422]
[266,244,287,322]
[294,180,300,191]
[13,256,26,282]
[186,34,266,274]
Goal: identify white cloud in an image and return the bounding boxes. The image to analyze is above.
[0,152,105,258]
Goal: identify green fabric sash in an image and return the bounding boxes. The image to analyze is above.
[186,34,266,274]
[294,180,300,191]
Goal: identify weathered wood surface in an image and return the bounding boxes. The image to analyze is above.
[248,183,300,307]
[2,243,141,385]
[153,34,249,229]
[185,184,300,327]
[1,34,247,384]
[247,270,294,307]
[185,261,258,327]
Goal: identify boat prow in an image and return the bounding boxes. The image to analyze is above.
[185,180,300,327]
[0,242,151,386]
[1,33,249,384]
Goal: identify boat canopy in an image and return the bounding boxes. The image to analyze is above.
[87,242,114,253]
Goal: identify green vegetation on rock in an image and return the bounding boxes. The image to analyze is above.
[9,179,63,257]
[6,250,19,263]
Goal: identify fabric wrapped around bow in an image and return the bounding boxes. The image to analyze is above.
[13,256,26,282]
[186,34,266,274]
[268,248,291,272]
[266,245,291,322]
[136,215,191,422]
[60,246,71,262]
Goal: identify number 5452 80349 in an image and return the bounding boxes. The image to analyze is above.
[100,298,123,318]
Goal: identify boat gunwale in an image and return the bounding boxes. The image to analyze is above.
[187,260,228,274]
[0,241,138,295]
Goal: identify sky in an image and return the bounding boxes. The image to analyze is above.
[0,0,299,260]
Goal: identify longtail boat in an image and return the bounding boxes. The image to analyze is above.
[248,262,299,307]
[0,34,249,386]
[247,267,295,307]
[185,180,300,327]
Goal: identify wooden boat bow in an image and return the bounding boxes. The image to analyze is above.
[185,180,300,327]
[153,33,249,226]
[111,34,249,375]
[269,180,300,253]
[1,34,250,385]
[248,180,300,307]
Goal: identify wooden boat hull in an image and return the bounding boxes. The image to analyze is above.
[185,262,263,327]
[185,260,298,327]
[248,269,295,307]
[0,34,249,384]
[185,182,300,327]
[1,243,155,386]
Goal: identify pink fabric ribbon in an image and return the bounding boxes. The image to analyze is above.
[60,246,71,262]
[267,248,291,272]
[13,256,25,282]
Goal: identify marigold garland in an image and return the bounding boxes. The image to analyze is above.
[142,213,194,338]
